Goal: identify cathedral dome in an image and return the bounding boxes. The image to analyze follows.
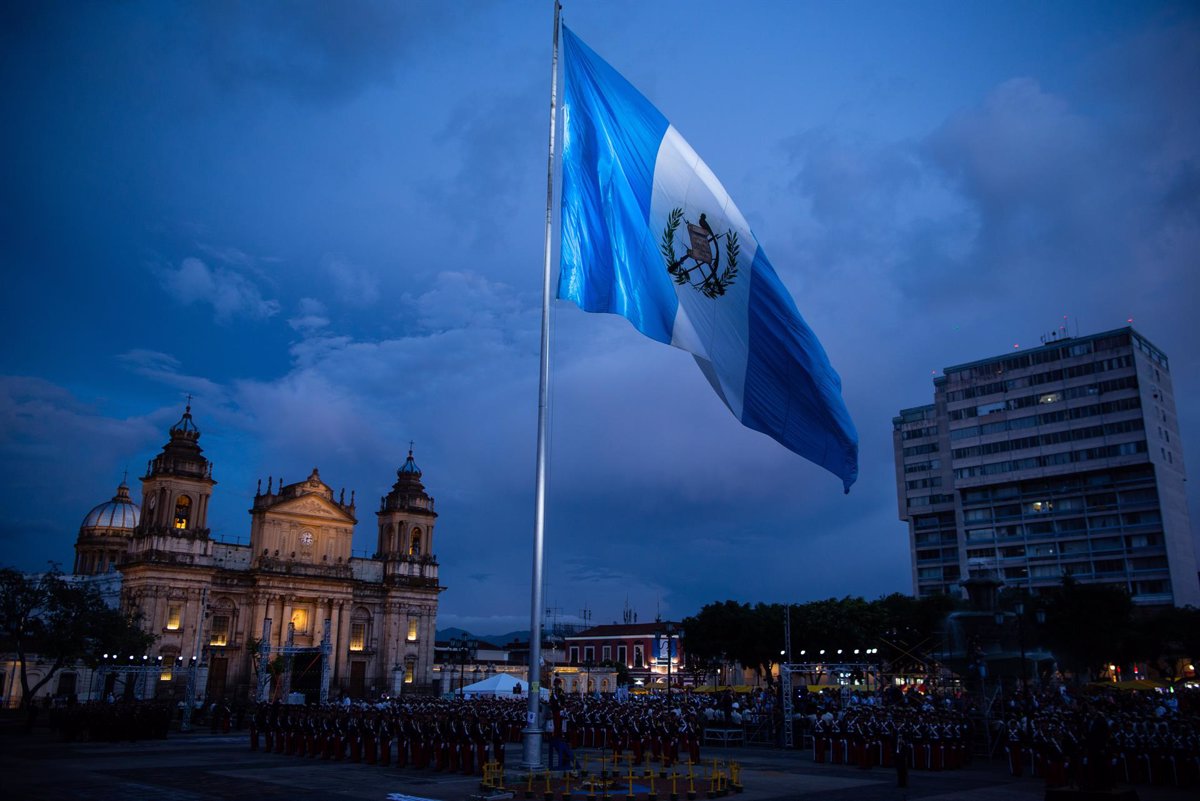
[81,481,140,530]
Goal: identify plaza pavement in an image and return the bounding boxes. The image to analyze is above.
[3,729,1196,801]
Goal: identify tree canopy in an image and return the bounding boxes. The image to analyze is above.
[0,566,154,708]
[682,593,956,683]
[683,582,1198,687]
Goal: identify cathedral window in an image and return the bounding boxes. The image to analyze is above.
[166,605,181,631]
[159,650,178,682]
[407,617,419,642]
[404,657,416,684]
[350,623,366,652]
[409,528,422,556]
[290,608,309,634]
[173,495,192,529]
[350,608,371,651]
[209,615,230,647]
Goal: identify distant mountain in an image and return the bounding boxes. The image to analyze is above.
[435,628,531,645]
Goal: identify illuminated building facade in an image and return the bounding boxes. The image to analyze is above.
[68,405,443,703]
[564,621,684,690]
[894,327,1199,607]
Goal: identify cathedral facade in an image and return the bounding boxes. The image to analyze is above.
[72,405,443,702]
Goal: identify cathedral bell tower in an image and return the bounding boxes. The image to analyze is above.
[136,403,216,539]
[376,447,438,579]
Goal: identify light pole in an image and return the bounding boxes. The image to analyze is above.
[449,636,477,696]
[664,622,673,704]
[1015,602,1027,689]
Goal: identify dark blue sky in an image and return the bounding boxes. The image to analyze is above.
[2,1,1198,635]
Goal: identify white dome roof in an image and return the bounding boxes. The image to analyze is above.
[81,482,140,530]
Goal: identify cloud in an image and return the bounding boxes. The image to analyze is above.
[325,257,380,307]
[288,297,330,333]
[191,2,470,105]
[157,257,280,322]
[117,350,227,404]
[0,376,163,565]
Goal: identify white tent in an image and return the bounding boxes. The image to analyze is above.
[460,673,528,698]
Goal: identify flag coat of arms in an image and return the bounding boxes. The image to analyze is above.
[558,27,859,492]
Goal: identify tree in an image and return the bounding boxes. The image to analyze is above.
[682,600,755,684]
[1039,575,1134,682]
[0,566,154,711]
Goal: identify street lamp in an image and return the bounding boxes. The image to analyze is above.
[449,636,477,696]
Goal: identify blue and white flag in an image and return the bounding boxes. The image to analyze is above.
[558,27,858,491]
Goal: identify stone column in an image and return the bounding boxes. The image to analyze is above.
[333,601,351,687]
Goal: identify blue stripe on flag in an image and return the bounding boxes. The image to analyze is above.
[559,27,675,343]
[742,248,859,492]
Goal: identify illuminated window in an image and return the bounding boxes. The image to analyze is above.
[166,605,181,631]
[404,657,415,684]
[173,495,192,529]
[407,618,419,642]
[350,623,366,652]
[290,608,308,634]
[409,528,422,556]
[1038,392,1063,405]
[209,615,229,647]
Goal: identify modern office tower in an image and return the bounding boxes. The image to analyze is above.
[894,327,1199,607]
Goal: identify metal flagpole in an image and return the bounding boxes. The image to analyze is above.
[521,0,561,771]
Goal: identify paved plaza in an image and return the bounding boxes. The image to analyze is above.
[3,729,1197,801]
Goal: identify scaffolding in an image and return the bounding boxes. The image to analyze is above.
[255,617,332,704]
[89,661,178,703]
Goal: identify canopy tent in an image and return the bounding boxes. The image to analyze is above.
[459,673,536,698]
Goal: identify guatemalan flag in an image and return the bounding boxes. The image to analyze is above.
[558,27,859,492]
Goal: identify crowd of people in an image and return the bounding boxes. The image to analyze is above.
[37,676,1199,792]
[248,693,715,774]
[794,686,973,779]
[1001,685,1200,790]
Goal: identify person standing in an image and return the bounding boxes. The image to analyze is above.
[895,731,911,788]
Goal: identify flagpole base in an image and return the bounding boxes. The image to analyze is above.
[521,727,545,771]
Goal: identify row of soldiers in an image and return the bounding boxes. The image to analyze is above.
[550,694,704,767]
[812,707,972,771]
[249,695,712,774]
[1005,710,1200,789]
[250,699,516,773]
